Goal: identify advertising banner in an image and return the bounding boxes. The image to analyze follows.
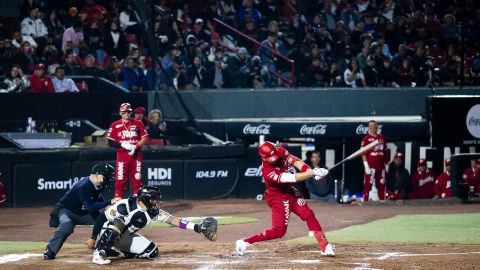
[142,160,184,200]
[14,163,72,206]
[431,96,480,147]
[184,159,237,199]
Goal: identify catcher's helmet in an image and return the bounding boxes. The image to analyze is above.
[119,102,132,112]
[258,141,281,163]
[137,185,161,210]
[90,162,115,190]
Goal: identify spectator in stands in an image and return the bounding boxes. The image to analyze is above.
[133,107,148,126]
[340,2,360,32]
[62,20,87,55]
[434,158,452,199]
[344,57,365,88]
[119,3,141,37]
[410,159,436,199]
[45,9,64,40]
[258,0,280,23]
[236,0,262,24]
[364,55,378,87]
[356,45,370,71]
[84,22,104,65]
[377,58,399,87]
[396,57,415,86]
[411,46,429,86]
[3,64,31,93]
[21,8,48,52]
[52,66,79,93]
[305,151,337,203]
[324,62,344,87]
[103,20,128,60]
[462,159,480,196]
[29,63,54,93]
[391,44,409,70]
[80,0,108,28]
[0,39,14,76]
[64,7,80,28]
[441,14,460,48]
[189,18,210,45]
[121,57,147,91]
[187,55,208,89]
[375,33,391,60]
[12,31,35,50]
[385,152,411,200]
[249,55,268,89]
[206,54,229,89]
[13,41,34,74]
[64,51,82,76]
[103,56,122,84]
[438,59,460,86]
[80,54,103,77]
[147,109,170,145]
[304,57,326,87]
[259,31,287,76]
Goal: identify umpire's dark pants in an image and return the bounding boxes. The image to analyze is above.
[46,208,96,255]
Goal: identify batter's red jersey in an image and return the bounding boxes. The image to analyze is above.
[411,169,436,199]
[361,133,387,169]
[462,167,480,193]
[434,172,452,198]
[261,147,298,199]
[107,119,148,153]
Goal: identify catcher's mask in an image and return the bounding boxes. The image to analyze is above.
[90,162,115,190]
[137,185,161,210]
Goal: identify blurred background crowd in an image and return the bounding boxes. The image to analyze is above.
[0,0,479,92]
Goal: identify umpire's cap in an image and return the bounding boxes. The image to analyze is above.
[91,162,115,189]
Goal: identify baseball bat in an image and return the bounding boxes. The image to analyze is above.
[328,139,380,172]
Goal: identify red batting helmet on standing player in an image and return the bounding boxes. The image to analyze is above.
[258,141,281,163]
[119,103,132,112]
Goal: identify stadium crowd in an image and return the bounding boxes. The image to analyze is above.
[0,0,479,92]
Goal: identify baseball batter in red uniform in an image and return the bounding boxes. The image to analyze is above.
[235,141,335,257]
[107,103,148,198]
[361,120,388,201]
[462,159,480,194]
[410,159,436,199]
[434,159,452,199]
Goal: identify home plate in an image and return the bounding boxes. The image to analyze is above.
[289,259,322,264]
[0,254,42,264]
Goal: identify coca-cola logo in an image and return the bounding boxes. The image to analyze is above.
[355,124,383,135]
[466,104,480,138]
[299,124,327,135]
[243,124,271,135]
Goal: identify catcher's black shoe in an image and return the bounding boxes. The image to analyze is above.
[43,250,56,260]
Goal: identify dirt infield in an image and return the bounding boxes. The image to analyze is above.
[1,199,479,269]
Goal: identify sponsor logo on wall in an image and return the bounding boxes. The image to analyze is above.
[243,124,271,135]
[244,166,263,177]
[147,167,172,186]
[195,170,229,178]
[356,124,383,135]
[466,104,480,138]
[37,177,79,190]
[299,124,327,135]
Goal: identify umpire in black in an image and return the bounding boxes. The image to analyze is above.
[44,162,120,260]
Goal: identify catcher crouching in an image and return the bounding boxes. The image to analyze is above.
[88,185,217,265]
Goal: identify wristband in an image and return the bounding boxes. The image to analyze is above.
[179,219,188,229]
[300,164,310,172]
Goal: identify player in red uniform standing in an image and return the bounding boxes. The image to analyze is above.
[361,120,388,201]
[410,159,436,199]
[107,103,148,198]
[235,141,335,257]
[462,159,480,195]
[434,158,452,199]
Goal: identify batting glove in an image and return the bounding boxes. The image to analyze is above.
[363,161,372,175]
[313,168,329,180]
[121,141,133,151]
[128,144,137,156]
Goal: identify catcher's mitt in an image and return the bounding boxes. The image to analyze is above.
[198,217,218,241]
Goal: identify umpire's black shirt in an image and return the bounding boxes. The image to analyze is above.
[59,176,110,215]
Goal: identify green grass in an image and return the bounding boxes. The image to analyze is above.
[288,213,480,245]
[0,241,82,254]
[149,216,258,228]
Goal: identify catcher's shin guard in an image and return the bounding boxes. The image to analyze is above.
[95,228,118,252]
[136,242,158,259]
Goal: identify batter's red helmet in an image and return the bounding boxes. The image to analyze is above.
[119,103,132,112]
[258,141,281,163]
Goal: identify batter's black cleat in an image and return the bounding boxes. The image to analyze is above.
[43,250,56,260]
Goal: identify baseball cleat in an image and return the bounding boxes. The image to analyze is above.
[320,243,335,257]
[235,239,249,255]
[92,250,111,265]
